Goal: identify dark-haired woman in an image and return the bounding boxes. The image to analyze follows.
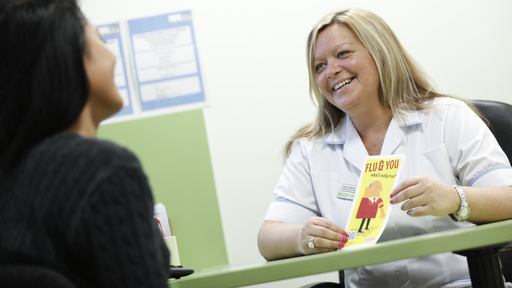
[0,0,169,287]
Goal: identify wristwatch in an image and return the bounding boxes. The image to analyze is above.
[449,185,471,222]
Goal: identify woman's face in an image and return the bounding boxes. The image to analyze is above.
[83,20,123,120]
[313,24,380,115]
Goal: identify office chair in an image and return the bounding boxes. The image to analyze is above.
[301,99,512,288]
[456,100,512,286]
[0,265,78,288]
[470,100,512,164]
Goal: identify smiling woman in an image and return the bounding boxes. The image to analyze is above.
[313,23,382,139]
[257,7,512,288]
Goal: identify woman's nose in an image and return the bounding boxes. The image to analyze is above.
[327,62,342,79]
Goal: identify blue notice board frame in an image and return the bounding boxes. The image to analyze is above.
[127,11,205,112]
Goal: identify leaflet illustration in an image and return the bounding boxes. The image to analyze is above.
[344,155,405,248]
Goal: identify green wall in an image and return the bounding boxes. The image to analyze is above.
[97,109,228,270]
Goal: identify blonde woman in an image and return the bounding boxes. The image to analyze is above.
[258,8,512,287]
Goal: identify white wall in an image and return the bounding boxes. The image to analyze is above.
[81,0,512,286]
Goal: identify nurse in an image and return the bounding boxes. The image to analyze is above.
[258,8,512,288]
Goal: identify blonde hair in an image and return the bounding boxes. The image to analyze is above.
[284,8,451,159]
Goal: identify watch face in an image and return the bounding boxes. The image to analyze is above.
[460,208,470,219]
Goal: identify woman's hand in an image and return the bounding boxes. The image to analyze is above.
[390,175,460,217]
[298,216,349,255]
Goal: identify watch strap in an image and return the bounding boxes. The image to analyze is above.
[449,185,470,222]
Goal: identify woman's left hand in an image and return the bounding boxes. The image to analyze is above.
[390,175,460,217]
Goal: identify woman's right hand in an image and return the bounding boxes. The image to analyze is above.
[298,216,349,255]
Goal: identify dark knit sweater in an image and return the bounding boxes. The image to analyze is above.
[0,133,169,288]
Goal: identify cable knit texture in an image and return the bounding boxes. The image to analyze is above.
[0,133,170,288]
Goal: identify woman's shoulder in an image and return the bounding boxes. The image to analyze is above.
[427,96,473,110]
[35,133,141,170]
[420,96,473,118]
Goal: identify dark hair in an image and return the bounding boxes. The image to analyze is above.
[0,0,89,171]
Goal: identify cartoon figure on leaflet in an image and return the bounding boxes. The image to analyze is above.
[356,180,386,233]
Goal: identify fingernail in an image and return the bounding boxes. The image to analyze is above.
[342,231,349,237]
[390,193,394,197]
[390,198,394,204]
[337,242,345,248]
[342,236,348,242]
[407,210,411,216]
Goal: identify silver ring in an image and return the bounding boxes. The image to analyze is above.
[308,237,315,249]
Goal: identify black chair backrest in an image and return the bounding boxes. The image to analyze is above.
[470,100,512,163]
[470,99,512,283]
[0,265,77,288]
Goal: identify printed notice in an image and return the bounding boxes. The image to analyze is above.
[344,155,405,248]
[128,11,205,112]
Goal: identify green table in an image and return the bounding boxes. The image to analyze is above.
[170,219,512,288]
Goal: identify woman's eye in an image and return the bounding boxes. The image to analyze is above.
[337,51,348,58]
[315,63,325,72]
